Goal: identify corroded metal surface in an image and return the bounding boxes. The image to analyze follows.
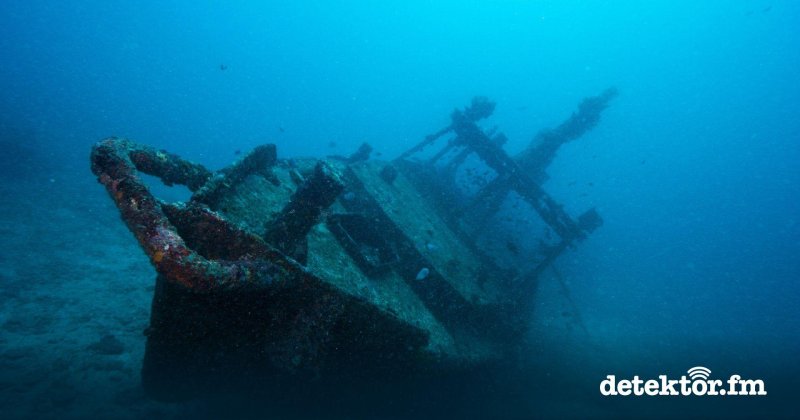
[91,138,289,292]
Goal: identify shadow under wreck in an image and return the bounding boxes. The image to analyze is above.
[90,88,617,403]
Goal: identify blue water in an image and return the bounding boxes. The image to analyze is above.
[1,1,798,418]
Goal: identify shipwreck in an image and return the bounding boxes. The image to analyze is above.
[90,88,617,402]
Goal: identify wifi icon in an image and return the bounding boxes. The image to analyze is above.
[687,366,711,381]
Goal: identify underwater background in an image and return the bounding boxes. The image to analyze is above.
[1,0,798,418]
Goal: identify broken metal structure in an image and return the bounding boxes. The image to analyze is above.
[90,88,617,401]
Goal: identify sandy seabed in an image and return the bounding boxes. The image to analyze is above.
[0,171,193,419]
